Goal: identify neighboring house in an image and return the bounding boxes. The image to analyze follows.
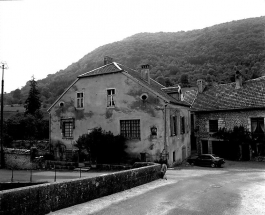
[47,58,191,165]
[184,71,265,160]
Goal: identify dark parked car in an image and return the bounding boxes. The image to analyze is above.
[187,154,225,168]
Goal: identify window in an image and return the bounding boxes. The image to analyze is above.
[251,118,264,136]
[173,151,176,162]
[120,120,140,139]
[170,115,178,136]
[107,89,115,107]
[181,116,185,134]
[60,118,75,138]
[76,92,84,108]
[209,120,218,132]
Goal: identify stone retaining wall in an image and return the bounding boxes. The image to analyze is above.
[0,163,161,215]
[4,148,32,170]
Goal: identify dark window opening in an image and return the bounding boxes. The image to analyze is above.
[181,116,185,134]
[251,118,264,139]
[209,120,218,132]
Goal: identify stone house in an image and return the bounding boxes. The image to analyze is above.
[47,59,191,165]
[184,72,265,160]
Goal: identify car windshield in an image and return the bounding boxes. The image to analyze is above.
[211,154,219,158]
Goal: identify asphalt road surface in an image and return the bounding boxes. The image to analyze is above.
[50,161,265,215]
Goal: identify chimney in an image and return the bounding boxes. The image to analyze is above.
[235,70,243,89]
[197,79,206,93]
[104,56,113,65]
[141,64,150,84]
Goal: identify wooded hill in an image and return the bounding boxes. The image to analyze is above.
[7,16,265,106]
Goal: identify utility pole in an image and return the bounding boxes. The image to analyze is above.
[0,62,8,169]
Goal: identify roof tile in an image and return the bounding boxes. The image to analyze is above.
[188,76,265,111]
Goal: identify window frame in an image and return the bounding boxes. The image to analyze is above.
[251,117,264,136]
[107,88,116,108]
[209,119,218,133]
[60,118,75,139]
[120,119,141,140]
[76,91,84,109]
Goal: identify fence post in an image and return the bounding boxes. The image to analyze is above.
[11,169,13,182]
[54,165,56,182]
[30,169,32,182]
[80,167,81,178]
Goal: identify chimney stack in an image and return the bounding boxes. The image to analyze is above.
[104,56,113,65]
[197,79,206,93]
[235,71,243,89]
[141,64,150,84]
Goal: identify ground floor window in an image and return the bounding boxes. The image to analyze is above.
[120,119,140,140]
[60,118,75,138]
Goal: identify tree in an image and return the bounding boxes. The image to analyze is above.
[12,89,21,100]
[24,77,42,118]
[180,74,190,87]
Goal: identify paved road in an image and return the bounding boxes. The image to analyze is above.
[50,161,265,215]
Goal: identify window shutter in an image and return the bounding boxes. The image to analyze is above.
[186,114,189,133]
[72,118,75,129]
[175,116,178,135]
[170,115,174,136]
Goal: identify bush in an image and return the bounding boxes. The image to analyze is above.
[43,153,54,161]
[75,127,127,164]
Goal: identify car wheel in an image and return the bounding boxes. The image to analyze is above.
[211,163,216,168]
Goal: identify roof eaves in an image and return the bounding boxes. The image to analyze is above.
[193,106,265,113]
[47,78,79,112]
[169,100,190,107]
[151,78,166,88]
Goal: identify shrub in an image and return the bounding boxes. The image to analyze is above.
[75,127,127,164]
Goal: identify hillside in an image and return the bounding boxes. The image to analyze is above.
[6,16,265,106]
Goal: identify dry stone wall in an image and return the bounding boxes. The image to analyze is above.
[4,148,32,170]
[0,163,161,215]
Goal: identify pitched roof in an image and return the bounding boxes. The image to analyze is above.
[78,63,121,78]
[116,63,189,106]
[188,76,265,112]
[48,62,190,111]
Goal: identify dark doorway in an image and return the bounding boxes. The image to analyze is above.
[201,140,208,154]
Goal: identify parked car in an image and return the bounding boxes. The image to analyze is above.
[187,154,225,168]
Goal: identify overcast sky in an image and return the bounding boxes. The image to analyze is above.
[0,0,264,93]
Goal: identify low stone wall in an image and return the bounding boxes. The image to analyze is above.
[0,163,161,215]
[4,148,32,170]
